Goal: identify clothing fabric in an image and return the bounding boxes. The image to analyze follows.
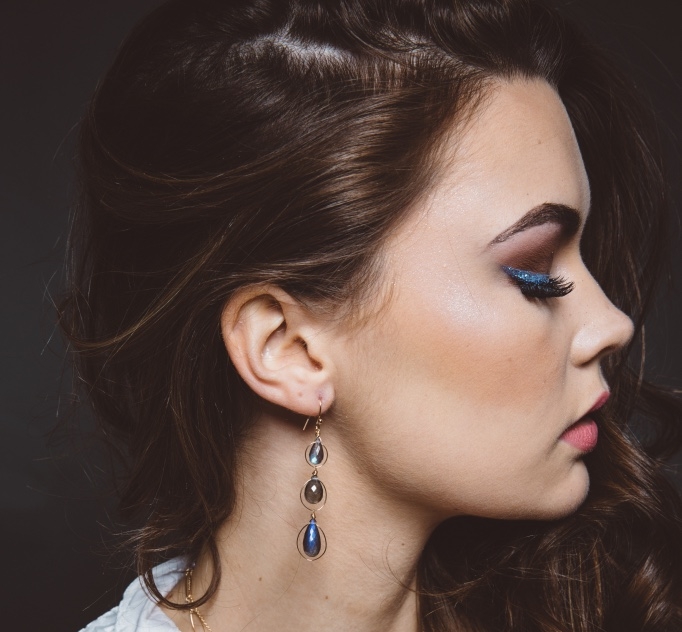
[80,556,188,632]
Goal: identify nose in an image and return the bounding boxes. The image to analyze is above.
[569,268,635,367]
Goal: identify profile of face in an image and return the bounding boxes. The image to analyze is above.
[324,78,634,523]
[226,79,635,532]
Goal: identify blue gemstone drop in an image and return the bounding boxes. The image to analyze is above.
[303,519,321,557]
[308,437,325,465]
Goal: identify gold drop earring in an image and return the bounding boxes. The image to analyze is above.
[297,403,328,560]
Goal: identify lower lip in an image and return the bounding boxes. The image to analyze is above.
[560,418,598,452]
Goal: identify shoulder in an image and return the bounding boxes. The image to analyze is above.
[79,556,189,632]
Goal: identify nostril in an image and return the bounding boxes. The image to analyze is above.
[595,342,625,364]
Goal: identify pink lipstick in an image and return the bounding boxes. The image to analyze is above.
[560,419,598,452]
[560,391,609,453]
[588,391,610,414]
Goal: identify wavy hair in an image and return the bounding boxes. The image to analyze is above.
[60,0,682,629]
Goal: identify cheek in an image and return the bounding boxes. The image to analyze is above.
[396,280,567,417]
[334,269,579,520]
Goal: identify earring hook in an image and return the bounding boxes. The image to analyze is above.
[302,401,323,431]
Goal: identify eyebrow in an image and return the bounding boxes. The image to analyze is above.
[488,202,583,247]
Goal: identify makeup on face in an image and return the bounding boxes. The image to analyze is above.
[558,392,609,452]
[501,266,573,299]
[333,80,628,524]
[487,202,585,300]
[559,419,598,452]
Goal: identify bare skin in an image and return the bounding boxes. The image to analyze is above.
[162,78,633,632]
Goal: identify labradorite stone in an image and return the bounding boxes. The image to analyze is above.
[304,476,324,504]
[303,519,321,557]
[308,437,325,465]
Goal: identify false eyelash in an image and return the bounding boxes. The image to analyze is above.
[502,265,574,299]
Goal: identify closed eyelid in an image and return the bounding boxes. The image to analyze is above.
[506,242,556,273]
[502,265,574,298]
[490,232,560,279]
[502,266,551,282]
[485,221,565,269]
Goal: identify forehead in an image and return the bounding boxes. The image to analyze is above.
[420,78,590,243]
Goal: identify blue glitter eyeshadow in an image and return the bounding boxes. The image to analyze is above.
[502,265,574,299]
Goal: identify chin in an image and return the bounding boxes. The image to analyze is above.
[492,463,592,521]
[539,462,592,520]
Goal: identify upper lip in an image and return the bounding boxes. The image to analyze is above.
[561,391,610,435]
[587,391,610,414]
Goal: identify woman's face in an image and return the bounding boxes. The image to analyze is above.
[331,79,634,521]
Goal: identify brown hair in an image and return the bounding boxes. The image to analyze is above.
[60,0,682,629]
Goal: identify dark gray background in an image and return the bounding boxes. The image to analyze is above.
[1,1,681,630]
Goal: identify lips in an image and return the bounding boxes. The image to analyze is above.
[588,391,610,414]
[560,418,598,452]
[559,391,609,453]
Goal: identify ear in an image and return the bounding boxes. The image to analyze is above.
[220,285,335,416]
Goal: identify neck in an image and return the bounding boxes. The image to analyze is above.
[164,411,441,632]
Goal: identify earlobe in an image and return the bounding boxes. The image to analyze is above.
[220,286,335,416]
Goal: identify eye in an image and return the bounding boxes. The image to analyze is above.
[502,265,574,299]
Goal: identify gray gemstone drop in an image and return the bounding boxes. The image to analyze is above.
[304,476,324,504]
[308,437,325,465]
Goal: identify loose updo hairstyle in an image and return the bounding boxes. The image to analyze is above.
[60,0,682,629]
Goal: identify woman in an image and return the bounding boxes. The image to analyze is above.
[63,0,682,630]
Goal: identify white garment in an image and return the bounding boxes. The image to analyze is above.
[80,556,188,632]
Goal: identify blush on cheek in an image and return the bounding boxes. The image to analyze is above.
[412,293,561,415]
